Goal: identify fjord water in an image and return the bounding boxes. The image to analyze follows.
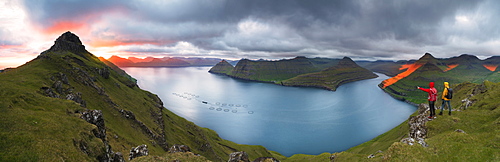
[122,67,416,156]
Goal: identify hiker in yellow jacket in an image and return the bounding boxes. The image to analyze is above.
[439,82,452,115]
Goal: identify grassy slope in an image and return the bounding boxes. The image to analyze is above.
[229,58,322,82]
[0,50,276,161]
[383,68,500,104]
[282,59,378,91]
[324,81,499,161]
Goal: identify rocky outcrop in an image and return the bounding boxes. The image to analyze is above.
[228,151,250,162]
[168,144,191,153]
[253,157,280,162]
[47,31,89,57]
[129,144,149,160]
[80,109,125,162]
[41,72,87,107]
[81,110,106,139]
[401,103,429,147]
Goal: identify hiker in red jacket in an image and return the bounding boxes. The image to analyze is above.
[417,82,437,119]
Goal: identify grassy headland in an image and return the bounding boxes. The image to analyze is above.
[209,56,377,91]
[0,32,276,161]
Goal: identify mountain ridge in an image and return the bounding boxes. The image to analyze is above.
[106,55,234,67]
[209,56,377,91]
[375,53,500,104]
[0,32,277,161]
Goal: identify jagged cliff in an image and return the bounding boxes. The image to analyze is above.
[0,32,276,161]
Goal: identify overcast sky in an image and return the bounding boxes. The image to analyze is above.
[1,0,500,68]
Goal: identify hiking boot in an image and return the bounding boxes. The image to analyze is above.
[439,111,443,115]
[428,116,433,119]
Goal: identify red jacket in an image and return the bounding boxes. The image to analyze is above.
[419,82,437,101]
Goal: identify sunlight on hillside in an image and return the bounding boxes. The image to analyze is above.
[382,63,423,88]
[483,64,498,71]
[444,64,459,72]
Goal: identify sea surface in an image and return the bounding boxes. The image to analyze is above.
[122,66,416,156]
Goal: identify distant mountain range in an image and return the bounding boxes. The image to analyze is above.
[209,56,378,91]
[105,55,238,67]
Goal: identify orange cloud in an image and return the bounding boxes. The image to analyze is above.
[0,44,24,49]
[43,21,86,35]
[483,64,498,71]
[382,63,423,88]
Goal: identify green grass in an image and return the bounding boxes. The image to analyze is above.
[132,152,211,162]
[282,66,377,91]
[328,81,500,161]
[0,50,279,161]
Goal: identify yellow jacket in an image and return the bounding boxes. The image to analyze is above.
[442,82,451,101]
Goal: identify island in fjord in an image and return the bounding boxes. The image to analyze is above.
[209,56,378,91]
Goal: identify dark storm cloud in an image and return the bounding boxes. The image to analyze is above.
[20,0,500,59]
[22,0,127,28]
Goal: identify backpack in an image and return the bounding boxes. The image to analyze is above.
[429,88,437,101]
[446,88,453,99]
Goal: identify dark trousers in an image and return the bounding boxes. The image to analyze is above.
[429,101,436,117]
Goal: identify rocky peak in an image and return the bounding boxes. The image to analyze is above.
[48,31,89,56]
[337,57,357,67]
[208,59,234,74]
[415,53,440,65]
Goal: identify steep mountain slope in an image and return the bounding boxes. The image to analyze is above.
[228,56,321,81]
[0,32,276,161]
[209,56,376,91]
[327,81,500,161]
[281,57,378,91]
[380,53,500,104]
[208,60,234,75]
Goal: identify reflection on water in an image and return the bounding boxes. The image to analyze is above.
[122,67,416,156]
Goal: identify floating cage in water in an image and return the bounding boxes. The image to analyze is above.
[209,107,215,110]
[248,111,254,114]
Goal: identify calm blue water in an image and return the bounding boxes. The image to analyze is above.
[122,67,416,156]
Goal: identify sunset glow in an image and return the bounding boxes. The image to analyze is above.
[483,64,498,71]
[382,63,423,88]
[444,64,459,72]
[43,21,86,34]
[88,40,163,48]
